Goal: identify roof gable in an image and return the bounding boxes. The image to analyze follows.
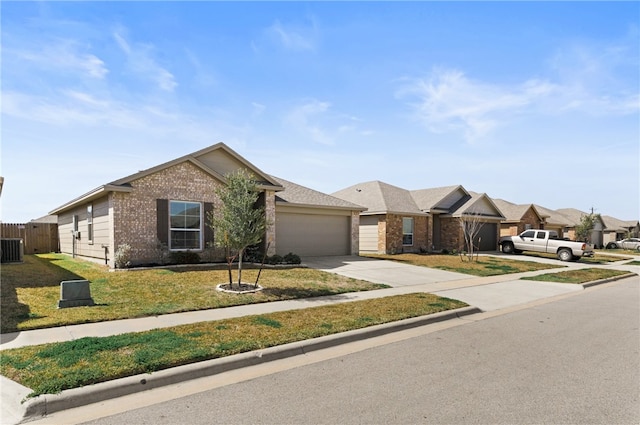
[110,143,282,189]
[50,143,284,215]
[492,198,547,222]
[411,185,468,212]
[453,192,505,219]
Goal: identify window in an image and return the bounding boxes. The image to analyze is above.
[402,217,414,245]
[169,201,202,250]
[521,230,535,238]
[87,204,93,244]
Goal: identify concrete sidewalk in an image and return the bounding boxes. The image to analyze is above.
[1,255,638,424]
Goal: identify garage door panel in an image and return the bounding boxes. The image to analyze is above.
[477,223,497,251]
[276,213,350,256]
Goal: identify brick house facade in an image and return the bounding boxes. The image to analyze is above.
[51,143,363,268]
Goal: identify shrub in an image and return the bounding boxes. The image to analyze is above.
[169,251,201,265]
[114,244,132,269]
[283,252,301,264]
[266,254,283,265]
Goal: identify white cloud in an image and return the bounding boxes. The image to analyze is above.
[397,69,554,142]
[285,100,333,145]
[13,39,108,79]
[397,48,638,143]
[113,27,177,92]
[267,19,317,51]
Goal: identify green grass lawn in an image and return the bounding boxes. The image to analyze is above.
[362,253,564,276]
[522,268,632,284]
[0,293,467,397]
[1,254,388,333]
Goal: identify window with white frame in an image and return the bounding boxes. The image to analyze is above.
[87,204,93,244]
[169,201,202,250]
[402,217,414,245]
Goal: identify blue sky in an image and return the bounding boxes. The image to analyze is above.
[2,1,638,223]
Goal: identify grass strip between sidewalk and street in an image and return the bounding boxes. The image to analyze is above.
[0,293,467,398]
[521,268,633,284]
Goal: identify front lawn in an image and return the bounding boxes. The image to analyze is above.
[518,251,630,264]
[1,254,387,333]
[522,268,632,284]
[0,293,467,397]
[362,253,563,276]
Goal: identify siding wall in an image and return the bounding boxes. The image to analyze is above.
[58,195,111,262]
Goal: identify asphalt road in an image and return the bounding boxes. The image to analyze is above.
[39,277,639,425]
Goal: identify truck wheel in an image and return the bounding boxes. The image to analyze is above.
[557,248,572,262]
[502,242,514,254]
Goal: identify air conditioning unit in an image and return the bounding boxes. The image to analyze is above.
[1,238,24,263]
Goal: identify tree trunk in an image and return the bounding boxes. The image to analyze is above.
[237,247,244,286]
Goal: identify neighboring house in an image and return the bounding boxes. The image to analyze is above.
[556,208,607,247]
[332,181,428,254]
[49,143,363,268]
[601,216,640,244]
[492,199,548,237]
[533,204,570,238]
[332,182,505,254]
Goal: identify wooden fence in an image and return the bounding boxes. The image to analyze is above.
[1,223,59,255]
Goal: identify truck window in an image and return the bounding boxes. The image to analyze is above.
[522,231,535,238]
[536,232,546,239]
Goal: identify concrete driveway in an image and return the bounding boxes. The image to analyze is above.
[302,255,473,287]
[302,255,622,312]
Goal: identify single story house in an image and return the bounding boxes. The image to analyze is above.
[532,204,570,238]
[49,143,364,268]
[556,208,607,247]
[492,199,548,237]
[601,216,640,243]
[332,182,505,254]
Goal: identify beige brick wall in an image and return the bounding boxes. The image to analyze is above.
[112,162,224,266]
[382,214,428,254]
[440,217,463,251]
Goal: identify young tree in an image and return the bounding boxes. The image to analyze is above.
[207,169,267,289]
[459,213,485,262]
[574,212,601,243]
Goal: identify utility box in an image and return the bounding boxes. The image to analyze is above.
[58,280,95,308]
[1,238,24,263]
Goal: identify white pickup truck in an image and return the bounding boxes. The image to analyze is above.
[500,229,594,262]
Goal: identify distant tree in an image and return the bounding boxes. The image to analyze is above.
[459,213,485,262]
[575,212,601,243]
[207,169,267,289]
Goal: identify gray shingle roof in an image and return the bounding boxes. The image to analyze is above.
[331,181,423,215]
[410,185,465,211]
[271,176,365,210]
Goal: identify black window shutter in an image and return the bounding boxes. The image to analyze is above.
[157,199,169,245]
[204,202,214,247]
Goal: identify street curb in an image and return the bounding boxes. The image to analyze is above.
[581,272,637,288]
[13,306,481,424]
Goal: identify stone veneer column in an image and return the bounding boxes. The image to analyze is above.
[351,211,360,255]
[265,190,277,255]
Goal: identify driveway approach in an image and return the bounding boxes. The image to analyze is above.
[302,255,629,311]
[302,255,472,287]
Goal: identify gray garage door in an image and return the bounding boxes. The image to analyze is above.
[477,223,498,251]
[276,213,350,256]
